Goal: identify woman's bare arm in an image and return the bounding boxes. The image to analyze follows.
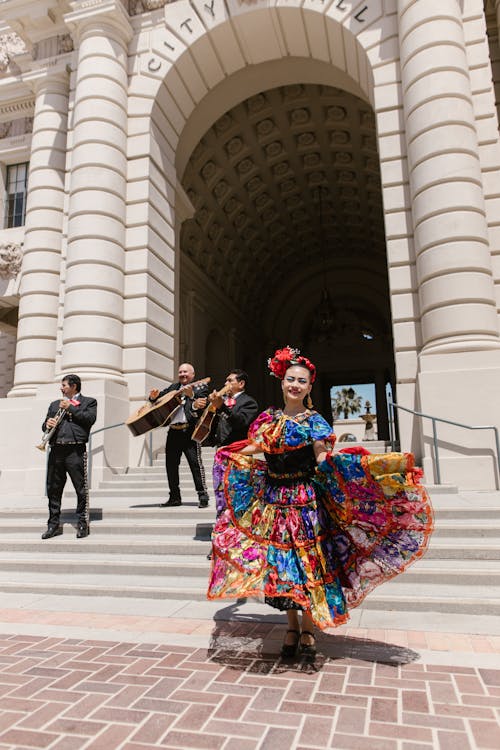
[238,442,262,456]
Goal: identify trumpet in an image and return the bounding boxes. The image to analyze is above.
[36,406,67,451]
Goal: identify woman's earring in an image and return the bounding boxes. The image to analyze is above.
[306,394,313,409]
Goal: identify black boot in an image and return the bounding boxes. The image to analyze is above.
[41,525,62,540]
[160,496,182,507]
[76,523,89,538]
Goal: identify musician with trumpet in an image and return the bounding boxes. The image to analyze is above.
[149,363,210,509]
[41,374,97,539]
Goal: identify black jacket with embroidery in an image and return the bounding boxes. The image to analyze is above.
[213,392,259,446]
[42,395,97,444]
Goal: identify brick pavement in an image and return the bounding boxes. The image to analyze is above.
[1,619,500,750]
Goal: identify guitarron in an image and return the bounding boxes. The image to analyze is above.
[126,377,211,437]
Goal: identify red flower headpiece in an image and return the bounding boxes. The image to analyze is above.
[267,345,316,383]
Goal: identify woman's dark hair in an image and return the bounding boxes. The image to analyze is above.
[230,369,249,388]
[62,373,82,392]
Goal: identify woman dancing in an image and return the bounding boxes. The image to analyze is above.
[207,346,433,657]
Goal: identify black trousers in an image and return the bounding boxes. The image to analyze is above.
[46,444,89,527]
[166,428,208,502]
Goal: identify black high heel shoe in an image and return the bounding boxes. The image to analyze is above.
[281,629,300,658]
[299,630,316,657]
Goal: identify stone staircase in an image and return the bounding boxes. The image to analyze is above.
[0,448,499,618]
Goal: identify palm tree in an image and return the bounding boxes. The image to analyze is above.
[331,387,363,420]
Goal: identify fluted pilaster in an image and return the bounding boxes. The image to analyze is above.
[61,1,132,381]
[398,0,500,353]
[9,72,69,397]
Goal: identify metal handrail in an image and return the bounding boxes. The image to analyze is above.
[387,393,500,488]
[87,423,153,489]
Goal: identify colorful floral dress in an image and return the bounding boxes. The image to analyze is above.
[207,409,433,630]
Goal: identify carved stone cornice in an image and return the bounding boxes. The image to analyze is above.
[0,96,35,122]
[64,0,133,44]
[0,243,23,280]
[0,1,72,45]
[129,0,168,15]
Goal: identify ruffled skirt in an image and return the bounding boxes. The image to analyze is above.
[207,449,433,630]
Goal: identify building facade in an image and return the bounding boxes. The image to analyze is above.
[0,0,500,492]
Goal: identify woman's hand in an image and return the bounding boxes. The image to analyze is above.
[314,439,330,464]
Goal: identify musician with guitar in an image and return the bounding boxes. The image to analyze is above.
[149,363,210,508]
[207,370,259,448]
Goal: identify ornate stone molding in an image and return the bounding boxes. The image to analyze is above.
[32,33,74,60]
[0,243,23,280]
[0,97,35,120]
[0,32,27,73]
[0,116,33,139]
[129,0,168,15]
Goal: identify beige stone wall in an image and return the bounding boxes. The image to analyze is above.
[0,330,15,397]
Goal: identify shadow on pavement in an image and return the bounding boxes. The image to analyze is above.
[209,599,419,671]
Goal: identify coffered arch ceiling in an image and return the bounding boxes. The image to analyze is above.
[180,83,389,336]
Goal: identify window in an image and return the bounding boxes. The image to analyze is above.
[4,162,28,228]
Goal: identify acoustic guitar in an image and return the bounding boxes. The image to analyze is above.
[126,377,211,437]
[192,384,232,444]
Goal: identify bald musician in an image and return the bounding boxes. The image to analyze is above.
[149,363,210,508]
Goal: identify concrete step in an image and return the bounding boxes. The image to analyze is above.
[90,488,213,499]
[426,540,500,560]
[431,508,500,520]
[372,578,500,600]
[0,578,207,601]
[0,520,213,537]
[336,440,390,455]
[0,553,207,577]
[0,508,215,521]
[96,480,211,490]
[422,484,459,495]
[432,523,500,538]
[0,536,211,555]
[364,591,500,616]
[401,559,500,585]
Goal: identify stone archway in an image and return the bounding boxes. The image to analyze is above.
[128,3,424,447]
[177,82,395,428]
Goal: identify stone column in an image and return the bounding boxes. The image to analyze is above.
[9,72,69,397]
[398,0,500,488]
[398,0,500,353]
[61,1,132,382]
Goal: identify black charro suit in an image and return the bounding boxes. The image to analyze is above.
[154,380,210,505]
[213,392,259,447]
[43,394,97,529]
